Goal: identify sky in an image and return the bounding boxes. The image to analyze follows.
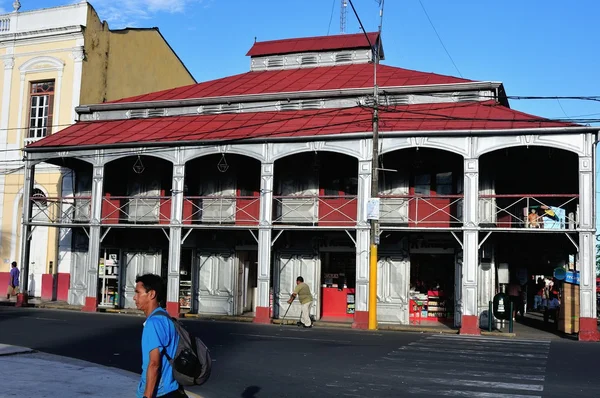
[4,0,600,230]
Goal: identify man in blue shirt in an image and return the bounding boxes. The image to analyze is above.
[134,273,188,398]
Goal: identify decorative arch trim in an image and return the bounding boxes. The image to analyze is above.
[476,142,584,157]
[182,147,265,163]
[10,183,50,263]
[19,56,65,73]
[100,152,175,166]
[380,142,468,158]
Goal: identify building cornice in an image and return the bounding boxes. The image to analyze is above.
[76,81,503,114]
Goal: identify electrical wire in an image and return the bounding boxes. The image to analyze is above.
[327,0,337,35]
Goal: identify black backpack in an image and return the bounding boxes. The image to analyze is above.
[150,311,212,386]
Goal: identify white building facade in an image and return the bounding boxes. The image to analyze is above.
[22,32,599,340]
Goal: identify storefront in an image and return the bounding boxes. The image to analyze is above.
[320,252,356,321]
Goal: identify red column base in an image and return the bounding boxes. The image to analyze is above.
[15,293,28,307]
[352,311,369,329]
[459,315,481,335]
[579,317,600,342]
[82,297,98,312]
[166,301,180,318]
[253,306,271,324]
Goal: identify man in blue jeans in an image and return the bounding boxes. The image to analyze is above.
[134,274,188,398]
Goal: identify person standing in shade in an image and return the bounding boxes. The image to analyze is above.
[6,262,19,300]
[288,276,313,328]
[133,273,188,398]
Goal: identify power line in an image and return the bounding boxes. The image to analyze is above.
[418,0,462,78]
[327,0,336,35]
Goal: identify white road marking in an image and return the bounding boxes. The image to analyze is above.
[399,345,548,358]
[229,333,351,343]
[355,367,546,382]
[375,357,547,372]
[409,387,541,398]
[33,317,64,321]
[426,335,551,345]
[408,377,543,392]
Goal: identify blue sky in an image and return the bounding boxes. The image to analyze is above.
[5,0,600,228]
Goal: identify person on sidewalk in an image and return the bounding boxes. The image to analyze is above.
[6,262,19,300]
[287,276,313,328]
[134,273,188,398]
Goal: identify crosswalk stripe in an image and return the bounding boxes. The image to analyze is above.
[355,367,545,382]
[383,351,544,365]
[409,341,550,354]
[399,345,549,359]
[426,335,551,345]
[373,357,547,373]
[398,375,544,392]
[408,387,542,398]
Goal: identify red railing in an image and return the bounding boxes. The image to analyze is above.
[273,195,357,226]
[101,195,172,224]
[182,196,260,225]
[379,195,464,227]
[478,194,578,229]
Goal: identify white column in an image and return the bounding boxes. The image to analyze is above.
[354,159,371,327]
[167,161,185,316]
[0,56,15,249]
[83,164,103,310]
[461,157,480,334]
[577,152,598,340]
[57,169,74,274]
[255,161,274,322]
[70,46,84,122]
[18,161,34,303]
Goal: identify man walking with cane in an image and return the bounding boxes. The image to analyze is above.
[287,276,312,328]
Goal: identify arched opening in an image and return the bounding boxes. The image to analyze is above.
[378,148,464,228]
[272,152,358,323]
[181,154,261,316]
[103,155,173,224]
[184,154,261,225]
[273,151,358,226]
[478,146,579,336]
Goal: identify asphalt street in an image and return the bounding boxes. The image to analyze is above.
[0,306,598,398]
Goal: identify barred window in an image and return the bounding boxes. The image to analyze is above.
[28,80,55,139]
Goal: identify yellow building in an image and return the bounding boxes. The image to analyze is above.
[0,1,195,297]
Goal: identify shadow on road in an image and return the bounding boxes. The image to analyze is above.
[241,386,261,397]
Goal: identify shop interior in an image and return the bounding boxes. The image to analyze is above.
[409,254,456,324]
[320,251,356,321]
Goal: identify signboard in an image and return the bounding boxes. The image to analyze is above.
[493,292,510,320]
[497,263,509,285]
[366,198,380,220]
[565,270,580,285]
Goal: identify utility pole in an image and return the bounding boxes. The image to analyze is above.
[347,0,384,331]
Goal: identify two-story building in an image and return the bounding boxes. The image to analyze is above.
[0,1,195,299]
[22,31,599,340]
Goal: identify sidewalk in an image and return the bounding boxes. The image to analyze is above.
[0,344,203,397]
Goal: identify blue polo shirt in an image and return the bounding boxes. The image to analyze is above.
[137,307,180,398]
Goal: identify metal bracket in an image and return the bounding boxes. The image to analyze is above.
[161,228,170,242]
[478,231,492,249]
[450,231,463,249]
[181,228,193,245]
[248,230,259,244]
[345,229,357,247]
[565,233,579,252]
[271,230,284,247]
[26,225,37,241]
[100,227,112,243]
[82,226,90,239]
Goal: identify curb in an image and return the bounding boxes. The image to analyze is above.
[481,331,517,337]
[378,324,459,334]
[183,313,254,323]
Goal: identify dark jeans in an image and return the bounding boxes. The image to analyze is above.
[159,387,188,398]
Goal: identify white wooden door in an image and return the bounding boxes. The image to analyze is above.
[276,252,320,321]
[377,252,410,324]
[198,176,236,223]
[29,200,49,297]
[122,251,161,308]
[379,172,409,224]
[196,252,237,315]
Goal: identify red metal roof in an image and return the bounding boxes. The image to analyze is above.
[28,101,579,150]
[111,64,473,104]
[246,32,380,57]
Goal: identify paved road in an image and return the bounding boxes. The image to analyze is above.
[0,306,598,397]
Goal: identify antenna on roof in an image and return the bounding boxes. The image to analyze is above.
[254,36,257,43]
[13,0,21,12]
[340,0,347,33]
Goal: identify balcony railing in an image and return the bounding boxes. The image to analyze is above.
[183,196,260,225]
[29,196,92,224]
[478,194,579,229]
[101,195,172,224]
[273,195,358,226]
[379,195,464,227]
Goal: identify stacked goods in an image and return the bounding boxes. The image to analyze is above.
[558,282,579,334]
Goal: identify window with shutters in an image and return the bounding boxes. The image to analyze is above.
[28,80,55,139]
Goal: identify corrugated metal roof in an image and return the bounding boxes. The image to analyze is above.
[110,64,473,104]
[27,101,579,150]
[245,32,380,57]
